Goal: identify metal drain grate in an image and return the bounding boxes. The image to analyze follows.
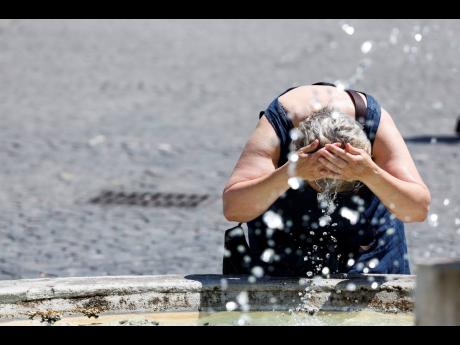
[89,191,210,208]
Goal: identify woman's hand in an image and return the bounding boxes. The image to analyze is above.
[318,142,376,182]
[292,139,338,181]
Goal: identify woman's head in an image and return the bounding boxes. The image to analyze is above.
[293,107,371,192]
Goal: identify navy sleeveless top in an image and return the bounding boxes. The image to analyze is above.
[246,84,411,276]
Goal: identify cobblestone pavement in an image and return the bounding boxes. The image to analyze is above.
[0,19,459,280]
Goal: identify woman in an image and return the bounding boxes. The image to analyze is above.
[222,82,430,276]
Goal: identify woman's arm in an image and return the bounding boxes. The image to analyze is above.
[223,116,330,223]
[320,108,431,222]
[223,116,289,222]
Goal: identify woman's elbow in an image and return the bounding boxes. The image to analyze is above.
[222,192,256,223]
[223,204,251,223]
[401,190,431,223]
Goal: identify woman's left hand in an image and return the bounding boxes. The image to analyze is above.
[317,143,376,182]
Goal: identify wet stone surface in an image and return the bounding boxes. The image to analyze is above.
[0,19,459,279]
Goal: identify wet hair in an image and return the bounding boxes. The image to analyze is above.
[293,107,371,192]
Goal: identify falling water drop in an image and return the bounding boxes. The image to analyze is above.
[263,211,284,230]
[288,177,303,190]
[251,266,264,278]
[226,301,238,311]
[428,213,439,227]
[341,24,355,35]
[361,41,373,54]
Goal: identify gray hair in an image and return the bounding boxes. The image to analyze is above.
[293,107,371,192]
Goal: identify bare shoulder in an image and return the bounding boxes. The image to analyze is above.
[223,115,281,191]
[278,85,359,124]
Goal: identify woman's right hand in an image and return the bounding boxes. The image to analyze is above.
[290,139,336,181]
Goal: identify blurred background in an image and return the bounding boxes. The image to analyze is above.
[0,19,459,280]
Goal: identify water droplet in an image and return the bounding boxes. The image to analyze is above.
[306,271,313,277]
[347,258,355,267]
[236,291,249,306]
[340,207,359,225]
[414,33,423,42]
[455,218,460,226]
[288,177,303,190]
[351,195,365,206]
[371,282,378,289]
[248,276,256,283]
[311,101,322,111]
[428,213,439,227]
[430,137,437,144]
[386,227,395,236]
[331,111,341,120]
[389,28,399,44]
[368,258,379,269]
[361,41,373,54]
[443,198,450,206]
[341,24,355,35]
[363,267,370,274]
[334,80,348,91]
[220,278,228,290]
[261,249,275,263]
[237,314,251,326]
[321,267,330,275]
[319,215,331,227]
[288,152,299,162]
[346,282,357,291]
[251,266,264,278]
[289,128,303,141]
[263,211,284,230]
[226,301,238,311]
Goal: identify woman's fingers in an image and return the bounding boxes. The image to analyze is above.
[325,143,352,161]
[318,148,348,168]
[345,143,362,155]
[298,139,319,154]
[320,169,341,179]
[318,157,343,174]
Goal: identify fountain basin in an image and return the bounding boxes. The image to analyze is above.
[0,274,415,325]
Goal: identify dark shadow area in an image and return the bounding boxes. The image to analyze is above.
[404,135,460,144]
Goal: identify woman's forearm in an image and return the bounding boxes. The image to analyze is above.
[361,162,430,222]
[223,163,291,223]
